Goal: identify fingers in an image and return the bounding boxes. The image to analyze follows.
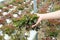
[31,24,37,29]
[31,25,34,28]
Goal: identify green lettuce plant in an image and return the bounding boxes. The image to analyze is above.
[12,13,38,28]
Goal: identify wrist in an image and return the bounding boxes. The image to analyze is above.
[40,14,44,20]
[40,14,48,20]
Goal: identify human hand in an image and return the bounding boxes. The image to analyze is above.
[31,25,36,28]
[32,15,42,28]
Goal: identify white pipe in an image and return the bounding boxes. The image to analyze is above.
[27,30,38,40]
[33,0,37,13]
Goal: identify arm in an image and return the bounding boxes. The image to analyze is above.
[32,10,60,27]
[41,10,60,20]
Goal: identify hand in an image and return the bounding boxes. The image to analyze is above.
[31,25,36,28]
[32,15,42,28]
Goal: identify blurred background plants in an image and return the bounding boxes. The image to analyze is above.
[0,0,60,40]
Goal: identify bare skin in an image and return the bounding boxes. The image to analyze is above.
[32,10,60,28]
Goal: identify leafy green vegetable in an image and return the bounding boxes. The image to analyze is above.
[13,13,38,28]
